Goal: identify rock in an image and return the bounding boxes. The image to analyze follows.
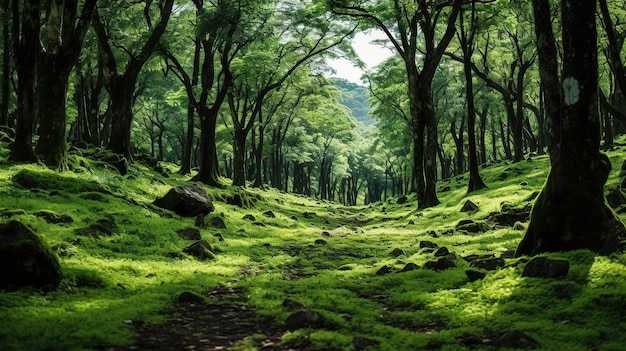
[376,265,392,276]
[242,214,256,221]
[486,203,532,227]
[302,212,316,219]
[500,249,516,258]
[213,233,225,242]
[353,337,380,351]
[470,257,505,271]
[493,330,540,349]
[391,248,406,257]
[520,181,529,186]
[397,195,408,204]
[400,263,419,272]
[183,240,215,260]
[606,188,626,208]
[407,219,415,225]
[153,185,215,217]
[460,199,479,212]
[263,210,276,218]
[424,257,456,271]
[465,269,486,282]
[434,247,450,257]
[195,215,207,229]
[75,217,118,237]
[455,219,489,233]
[427,230,438,238]
[419,240,438,249]
[34,210,74,224]
[285,310,325,330]
[282,299,306,311]
[177,291,206,304]
[209,216,226,229]
[0,220,63,291]
[322,231,331,237]
[176,228,201,240]
[522,257,569,278]
[314,239,327,245]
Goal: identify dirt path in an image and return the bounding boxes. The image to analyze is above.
[126,287,288,351]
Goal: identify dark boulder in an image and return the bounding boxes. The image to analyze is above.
[176,228,201,240]
[153,185,215,217]
[400,262,419,272]
[285,309,326,330]
[242,214,256,221]
[0,221,63,291]
[434,247,450,257]
[34,210,74,224]
[606,188,626,208]
[522,257,569,278]
[465,269,486,282]
[455,219,489,233]
[209,216,226,229]
[470,257,505,271]
[397,195,408,204]
[263,210,276,218]
[419,240,438,249]
[424,257,456,271]
[183,240,215,260]
[391,248,406,257]
[376,265,392,276]
[460,199,479,212]
[486,203,532,227]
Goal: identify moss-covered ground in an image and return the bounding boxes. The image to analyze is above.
[1,142,626,351]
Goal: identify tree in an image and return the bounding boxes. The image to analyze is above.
[330,0,462,209]
[516,0,625,256]
[92,0,174,161]
[457,1,487,192]
[9,0,40,163]
[35,0,97,170]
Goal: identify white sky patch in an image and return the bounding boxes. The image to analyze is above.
[563,77,580,106]
[327,29,394,85]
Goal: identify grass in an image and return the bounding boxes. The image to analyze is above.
[1,142,626,351]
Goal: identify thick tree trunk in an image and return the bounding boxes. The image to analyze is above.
[516,0,625,256]
[179,103,195,175]
[35,54,71,169]
[193,106,221,187]
[107,79,136,160]
[10,0,39,163]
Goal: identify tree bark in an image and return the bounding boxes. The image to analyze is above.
[1,1,10,127]
[10,0,39,163]
[516,0,625,256]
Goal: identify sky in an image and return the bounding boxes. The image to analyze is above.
[327,29,395,85]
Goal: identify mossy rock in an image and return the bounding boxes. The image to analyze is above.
[12,169,109,194]
[0,220,63,291]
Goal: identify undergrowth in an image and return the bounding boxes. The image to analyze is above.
[1,142,626,351]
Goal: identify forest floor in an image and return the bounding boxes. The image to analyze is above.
[2,139,626,351]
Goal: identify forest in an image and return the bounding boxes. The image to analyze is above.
[2,0,626,350]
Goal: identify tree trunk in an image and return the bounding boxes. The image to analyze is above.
[532,0,561,163]
[1,2,10,127]
[451,117,465,175]
[232,128,247,187]
[107,78,136,160]
[193,105,221,187]
[35,53,71,169]
[516,0,625,256]
[10,0,39,163]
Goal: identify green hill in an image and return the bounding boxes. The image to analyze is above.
[1,141,626,350]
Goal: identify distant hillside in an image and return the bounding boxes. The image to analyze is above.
[330,78,376,127]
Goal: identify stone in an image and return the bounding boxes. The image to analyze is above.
[434,247,450,257]
[177,291,206,304]
[353,337,380,351]
[522,257,569,278]
[419,240,438,249]
[424,257,456,271]
[470,257,505,271]
[34,210,74,224]
[606,188,626,208]
[314,239,327,245]
[486,203,532,227]
[75,217,118,237]
[500,249,516,258]
[465,269,486,282]
[209,216,226,229]
[285,309,325,330]
[176,228,201,240]
[376,265,392,276]
[153,185,214,217]
[0,220,63,291]
[455,219,489,233]
[213,233,225,241]
[460,199,479,212]
[183,240,215,260]
[391,248,406,257]
[194,215,207,228]
[397,195,408,204]
[400,263,419,272]
[282,299,306,311]
[262,210,276,218]
[242,214,256,221]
